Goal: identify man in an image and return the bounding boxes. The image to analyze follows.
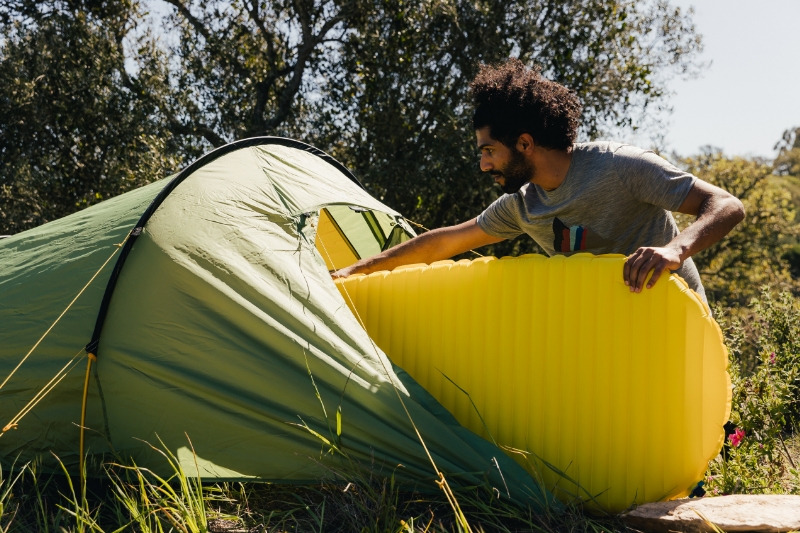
[333,59,744,301]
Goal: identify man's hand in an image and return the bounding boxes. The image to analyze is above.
[624,246,682,292]
[622,179,744,293]
[331,265,358,279]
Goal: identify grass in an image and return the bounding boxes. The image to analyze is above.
[0,431,639,533]
[3,292,799,532]
[0,457,628,533]
[4,431,793,533]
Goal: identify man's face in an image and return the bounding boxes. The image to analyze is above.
[476,128,535,194]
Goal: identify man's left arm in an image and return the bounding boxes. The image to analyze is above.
[624,180,745,292]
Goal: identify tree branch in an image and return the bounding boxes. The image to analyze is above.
[169,117,226,148]
[245,0,273,47]
[163,0,212,41]
[193,123,226,148]
[251,64,295,133]
[260,2,346,132]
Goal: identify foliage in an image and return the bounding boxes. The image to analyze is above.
[311,0,704,246]
[0,0,197,234]
[2,0,798,522]
[705,291,800,496]
[674,150,799,307]
[160,0,370,146]
[0,460,25,532]
[0,0,704,236]
[106,440,221,533]
[775,126,800,178]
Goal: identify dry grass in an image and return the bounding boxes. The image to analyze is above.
[0,431,796,532]
[0,451,630,533]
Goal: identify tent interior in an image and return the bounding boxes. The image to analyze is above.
[315,205,414,272]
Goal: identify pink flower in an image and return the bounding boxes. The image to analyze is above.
[728,428,745,447]
[769,352,776,364]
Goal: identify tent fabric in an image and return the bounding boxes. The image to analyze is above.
[0,138,551,509]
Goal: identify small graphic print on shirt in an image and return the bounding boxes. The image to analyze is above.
[552,218,614,252]
[553,218,585,252]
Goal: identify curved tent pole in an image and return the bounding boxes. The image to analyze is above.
[79,136,365,477]
[85,136,364,356]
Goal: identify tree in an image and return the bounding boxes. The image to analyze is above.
[0,0,194,233]
[675,150,798,307]
[775,126,800,178]
[160,0,367,146]
[159,0,703,237]
[0,0,704,238]
[306,0,705,257]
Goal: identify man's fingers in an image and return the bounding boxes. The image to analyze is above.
[626,249,652,291]
[623,250,640,285]
[627,254,646,291]
[646,263,666,289]
[635,255,661,292]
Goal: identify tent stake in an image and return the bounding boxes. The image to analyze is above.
[79,352,96,488]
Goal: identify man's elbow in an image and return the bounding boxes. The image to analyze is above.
[728,196,745,225]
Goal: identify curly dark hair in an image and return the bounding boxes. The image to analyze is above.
[470,59,582,150]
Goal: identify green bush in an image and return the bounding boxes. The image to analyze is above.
[676,152,799,308]
[705,289,800,495]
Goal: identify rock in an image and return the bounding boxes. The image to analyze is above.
[622,495,800,532]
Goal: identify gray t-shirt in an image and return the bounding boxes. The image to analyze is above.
[477,141,706,301]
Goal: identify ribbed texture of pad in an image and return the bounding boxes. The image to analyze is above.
[335,254,731,512]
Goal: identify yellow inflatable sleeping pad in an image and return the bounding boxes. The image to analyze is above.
[334,253,731,513]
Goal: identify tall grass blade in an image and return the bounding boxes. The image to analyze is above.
[437,370,498,448]
[51,452,104,533]
[502,445,608,514]
[0,459,26,532]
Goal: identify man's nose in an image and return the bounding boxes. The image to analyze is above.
[479,155,492,172]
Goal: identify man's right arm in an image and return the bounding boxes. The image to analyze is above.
[331,218,504,278]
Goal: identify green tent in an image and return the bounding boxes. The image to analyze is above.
[0,138,549,508]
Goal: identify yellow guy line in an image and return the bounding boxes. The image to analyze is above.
[317,234,474,533]
[1,348,86,435]
[0,232,129,394]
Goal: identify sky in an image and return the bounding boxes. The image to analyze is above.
[663,0,800,158]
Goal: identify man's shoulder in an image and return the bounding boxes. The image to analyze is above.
[574,141,648,158]
[574,142,668,174]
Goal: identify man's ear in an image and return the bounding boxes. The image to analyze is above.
[516,133,535,155]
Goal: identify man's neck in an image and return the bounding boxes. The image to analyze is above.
[531,146,574,192]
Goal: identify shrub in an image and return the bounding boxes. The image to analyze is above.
[705,289,800,495]
[676,152,799,307]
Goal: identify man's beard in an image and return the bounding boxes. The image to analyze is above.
[492,149,535,194]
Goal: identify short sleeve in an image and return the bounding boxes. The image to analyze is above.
[476,194,525,240]
[613,145,697,211]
